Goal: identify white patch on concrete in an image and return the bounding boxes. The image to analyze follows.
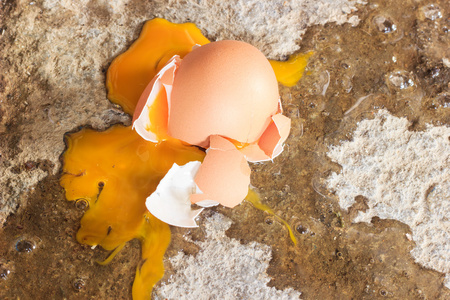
[155,0,366,59]
[153,213,302,299]
[326,109,450,288]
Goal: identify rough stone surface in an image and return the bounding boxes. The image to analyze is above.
[154,213,302,299]
[0,0,364,225]
[152,0,365,59]
[2,0,450,299]
[326,110,450,288]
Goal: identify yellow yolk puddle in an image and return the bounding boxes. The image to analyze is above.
[270,51,313,87]
[61,125,204,299]
[61,17,310,299]
[106,18,210,115]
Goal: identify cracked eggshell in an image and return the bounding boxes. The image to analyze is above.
[132,56,181,142]
[146,161,206,228]
[239,103,291,162]
[191,135,251,208]
[132,41,292,224]
[167,40,280,148]
[146,161,221,228]
[132,41,291,162]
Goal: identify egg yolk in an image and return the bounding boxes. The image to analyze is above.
[270,51,313,87]
[106,18,210,115]
[61,17,309,299]
[60,126,205,299]
[245,189,297,244]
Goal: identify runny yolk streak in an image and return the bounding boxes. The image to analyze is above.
[245,189,297,245]
[60,18,311,299]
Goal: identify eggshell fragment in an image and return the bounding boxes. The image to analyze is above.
[264,113,291,156]
[133,56,180,142]
[190,135,251,208]
[106,18,210,115]
[240,113,291,162]
[146,161,206,228]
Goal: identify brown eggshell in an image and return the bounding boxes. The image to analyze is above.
[191,135,250,207]
[239,113,291,162]
[258,114,291,156]
[168,40,279,148]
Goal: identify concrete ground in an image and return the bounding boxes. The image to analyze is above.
[0,0,449,299]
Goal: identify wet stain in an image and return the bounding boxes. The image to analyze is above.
[0,175,140,299]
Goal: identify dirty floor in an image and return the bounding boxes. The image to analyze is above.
[1,0,449,299]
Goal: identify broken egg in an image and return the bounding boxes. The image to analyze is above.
[133,40,291,226]
[61,18,310,299]
[168,40,281,148]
